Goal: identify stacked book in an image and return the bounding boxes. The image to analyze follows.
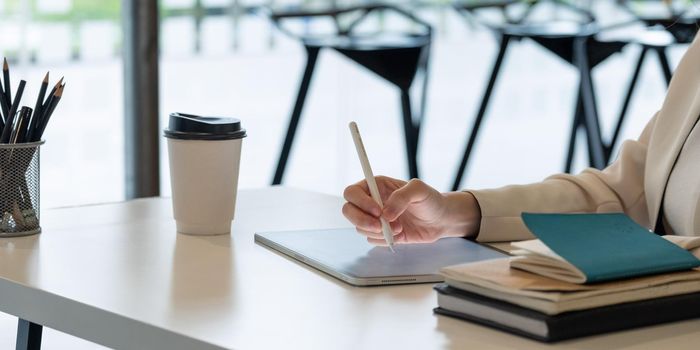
[434,213,700,342]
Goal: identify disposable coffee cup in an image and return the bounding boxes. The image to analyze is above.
[164,113,246,235]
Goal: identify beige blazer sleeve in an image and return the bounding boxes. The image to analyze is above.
[470,114,658,242]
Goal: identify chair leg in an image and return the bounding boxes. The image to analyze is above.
[654,46,673,86]
[16,319,42,350]
[608,46,648,160]
[400,90,420,179]
[574,37,607,169]
[564,91,583,173]
[398,44,431,180]
[271,46,321,185]
[417,44,431,133]
[452,35,511,191]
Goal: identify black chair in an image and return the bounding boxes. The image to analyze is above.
[451,0,629,190]
[266,4,433,184]
[618,0,700,44]
[602,26,675,160]
[605,1,700,158]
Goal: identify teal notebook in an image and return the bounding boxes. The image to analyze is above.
[521,213,700,283]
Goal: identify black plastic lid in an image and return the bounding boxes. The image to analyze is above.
[164,112,247,140]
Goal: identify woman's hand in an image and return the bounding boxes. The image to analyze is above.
[342,176,481,245]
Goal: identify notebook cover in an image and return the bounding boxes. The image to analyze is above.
[434,283,700,342]
[521,213,700,283]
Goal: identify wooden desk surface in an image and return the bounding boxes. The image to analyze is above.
[0,187,698,349]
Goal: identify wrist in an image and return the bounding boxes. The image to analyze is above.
[441,191,481,239]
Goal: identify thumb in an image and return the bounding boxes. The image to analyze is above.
[382,179,430,221]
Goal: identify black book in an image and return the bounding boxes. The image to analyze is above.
[433,283,700,343]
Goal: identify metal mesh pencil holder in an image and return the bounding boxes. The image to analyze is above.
[0,141,43,237]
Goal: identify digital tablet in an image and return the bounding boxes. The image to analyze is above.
[254,228,507,286]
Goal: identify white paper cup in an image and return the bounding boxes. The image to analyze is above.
[165,113,246,235]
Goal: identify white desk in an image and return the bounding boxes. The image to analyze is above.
[1,187,700,349]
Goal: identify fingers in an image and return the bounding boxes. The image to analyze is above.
[357,229,385,240]
[343,201,402,230]
[389,220,403,234]
[343,176,406,241]
[343,181,381,217]
[367,237,388,246]
[343,202,380,232]
[375,175,406,200]
[354,222,402,239]
[354,219,403,239]
[383,179,433,221]
[367,232,408,246]
[367,232,441,246]
[343,176,408,213]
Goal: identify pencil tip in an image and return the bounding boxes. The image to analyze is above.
[56,84,64,97]
[54,77,64,88]
[3,58,7,69]
[43,72,49,83]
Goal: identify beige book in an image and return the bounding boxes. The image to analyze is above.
[509,235,700,284]
[440,241,700,315]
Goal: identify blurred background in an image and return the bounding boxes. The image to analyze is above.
[0,0,697,347]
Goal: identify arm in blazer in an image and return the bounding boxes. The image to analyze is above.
[470,34,700,242]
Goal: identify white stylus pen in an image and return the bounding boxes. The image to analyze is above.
[349,121,395,252]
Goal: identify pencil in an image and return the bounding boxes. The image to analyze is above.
[3,58,11,110]
[9,108,30,145]
[0,79,25,143]
[348,121,395,252]
[27,72,49,143]
[0,85,8,128]
[0,67,5,127]
[35,83,63,141]
[17,107,31,144]
[43,77,62,110]
[35,78,62,139]
[8,113,23,145]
